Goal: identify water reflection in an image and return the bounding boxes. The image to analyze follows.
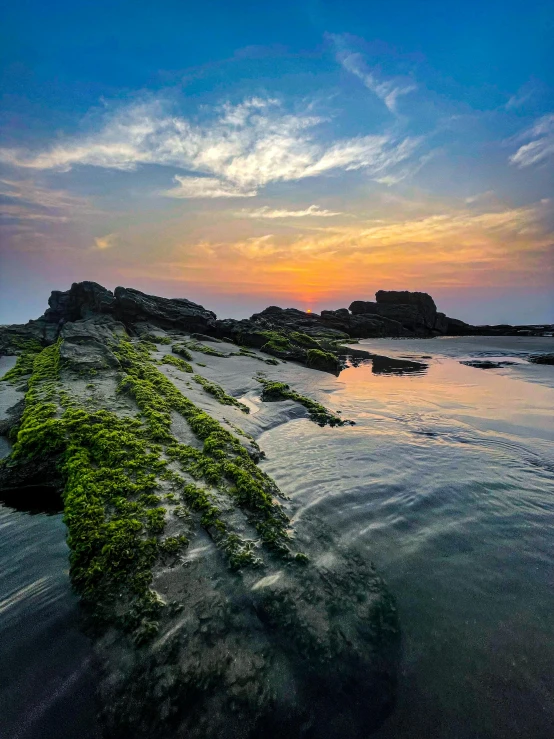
[371,355,428,376]
[260,339,554,739]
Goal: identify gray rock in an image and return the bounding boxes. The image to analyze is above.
[60,316,125,370]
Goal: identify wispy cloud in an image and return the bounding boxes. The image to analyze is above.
[237,204,343,218]
[330,35,416,114]
[509,114,554,168]
[94,233,118,250]
[164,176,256,198]
[0,97,421,197]
[0,178,95,238]
[154,200,552,296]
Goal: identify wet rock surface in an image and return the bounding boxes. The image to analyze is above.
[2,281,550,738]
[0,290,402,739]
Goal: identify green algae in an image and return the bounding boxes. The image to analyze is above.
[160,354,193,373]
[177,339,228,357]
[306,348,341,373]
[3,334,308,643]
[171,343,193,361]
[193,374,249,413]
[141,333,172,345]
[256,376,353,427]
[290,331,320,348]
[259,331,292,355]
[1,338,43,384]
[113,340,293,555]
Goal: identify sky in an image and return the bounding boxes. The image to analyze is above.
[0,0,553,325]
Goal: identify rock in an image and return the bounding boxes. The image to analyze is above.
[1,308,400,739]
[43,281,116,323]
[114,286,217,333]
[306,349,341,374]
[60,316,126,370]
[0,321,58,354]
[528,353,554,365]
[460,360,515,370]
[445,317,473,335]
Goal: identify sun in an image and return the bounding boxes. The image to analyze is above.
[306,308,312,313]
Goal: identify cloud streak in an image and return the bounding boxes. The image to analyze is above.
[0,97,421,197]
[330,35,416,114]
[237,204,343,218]
[510,114,554,168]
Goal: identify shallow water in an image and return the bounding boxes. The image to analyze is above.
[259,337,554,739]
[1,336,553,738]
[0,358,99,739]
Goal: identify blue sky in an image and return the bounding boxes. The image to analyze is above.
[1,0,553,324]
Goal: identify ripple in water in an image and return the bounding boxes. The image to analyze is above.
[260,338,554,739]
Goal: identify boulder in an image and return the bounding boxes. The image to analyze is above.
[43,281,116,324]
[350,291,440,335]
[114,287,217,333]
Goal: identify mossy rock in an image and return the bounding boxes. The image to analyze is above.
[306,348,341,374]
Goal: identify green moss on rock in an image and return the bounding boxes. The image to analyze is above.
[306,348,341,374]
[257,377,353,427]
[160,354,193,373]
[193,374,249,413]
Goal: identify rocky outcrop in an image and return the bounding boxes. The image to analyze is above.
[0,307,399,739]
[113,286,217,333]
[44,281,116,323]
[350,291,445,335]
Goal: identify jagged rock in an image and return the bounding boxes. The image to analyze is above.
[43,281,116,324]
[114,286,217,333]
[350,291,444,335]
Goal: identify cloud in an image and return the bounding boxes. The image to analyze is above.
[151,200,552,298]
[330,35,416,114]
[0,97,421,196]
[0,178,96,240]
[94,233,118,250]
[505,81,537,110]
[164,176,256,198]
[509,114,554,168]
[238,204,343,219]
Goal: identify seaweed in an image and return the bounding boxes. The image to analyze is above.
[193,374,249,413]
[256,377,352,427]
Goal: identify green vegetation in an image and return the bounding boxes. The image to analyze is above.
[171,343,193,361]
[177,339,227,357]
[141,333,172,345]
[260,331,292,355]
[306,348,340,374]
[1,338,43,384]
[2,333,312,642]
[257,377,352,427]
[290,331,320,348]
[193,374,249,413]
[160,354,193,373]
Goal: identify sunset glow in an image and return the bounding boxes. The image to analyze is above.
[0,2,552,325]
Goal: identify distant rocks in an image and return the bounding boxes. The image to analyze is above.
[1,283,551,377]
[350,291,448,335]
[528,353,554,365]
[460,360,516,370]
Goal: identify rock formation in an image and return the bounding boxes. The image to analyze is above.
[0,282,403,739]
